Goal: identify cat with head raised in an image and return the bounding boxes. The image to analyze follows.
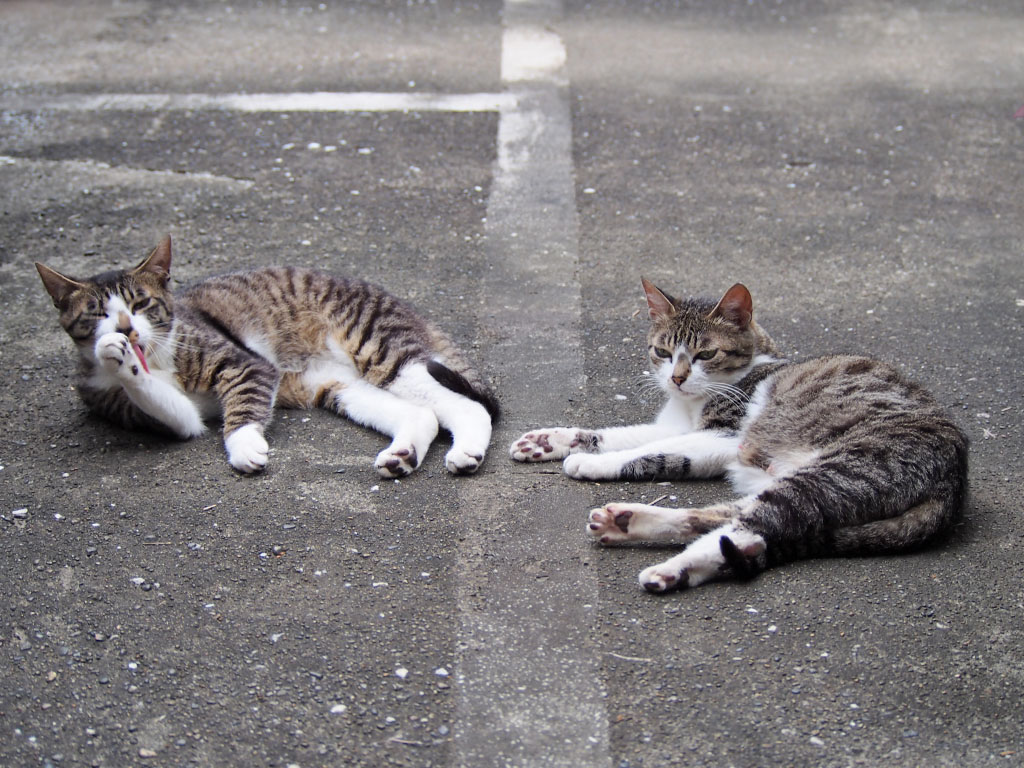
[512,279,967,592]
[37,236,498,477]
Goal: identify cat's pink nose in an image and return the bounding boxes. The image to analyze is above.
[671,374,688,387]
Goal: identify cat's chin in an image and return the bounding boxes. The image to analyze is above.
[666,387,707,402]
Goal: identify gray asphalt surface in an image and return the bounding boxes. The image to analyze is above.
[2,1,1023,767]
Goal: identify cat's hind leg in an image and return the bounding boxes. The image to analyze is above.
[637,521,767,593]
[388,362,492,475]
[296,363,438,477]
[339,381,439,477]
[587,501,738,545]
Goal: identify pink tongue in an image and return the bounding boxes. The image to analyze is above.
[132,343,150,373]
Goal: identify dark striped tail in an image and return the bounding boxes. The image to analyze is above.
[827,492,965,557]
[426,359,500,423]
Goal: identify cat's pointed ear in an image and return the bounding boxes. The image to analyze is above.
[35,262,84,308]
[709,283,753,329]
[134,235,172,283]
[642,277,678,321]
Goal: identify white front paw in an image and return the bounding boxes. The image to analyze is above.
[563,453,619,480]
[96,333,143,379]
[510,427,579,462]
[225,424,269,473]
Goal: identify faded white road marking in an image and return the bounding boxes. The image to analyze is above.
[454,1,611,766]
[501,26,568,85]
[2,91,515,114]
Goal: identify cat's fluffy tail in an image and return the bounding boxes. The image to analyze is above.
[427,359,500,423]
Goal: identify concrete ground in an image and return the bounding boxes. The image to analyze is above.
[1,1,1022,766]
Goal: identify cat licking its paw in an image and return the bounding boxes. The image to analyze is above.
[37,235,499,477]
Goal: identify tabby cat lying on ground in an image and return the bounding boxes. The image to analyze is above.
[512,279,967,592]
[37,236,498,477]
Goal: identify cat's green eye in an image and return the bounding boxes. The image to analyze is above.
[651,347,673,360]
[694,349,718,361]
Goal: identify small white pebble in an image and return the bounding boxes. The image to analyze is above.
[395,667,409,679]
[330,704,347,714]
[434,667,449,678]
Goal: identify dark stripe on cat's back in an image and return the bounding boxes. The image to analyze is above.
[353,295,386,357]
[191,309,266,361]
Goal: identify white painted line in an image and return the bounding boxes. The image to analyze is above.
[2,91,516,114]
[454,1,612,766]
[501,26,568,85]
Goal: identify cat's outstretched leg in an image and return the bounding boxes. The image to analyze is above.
[295,361,437,477]
[388,363,492,475]
[510,427,598,462]
[587,501,738,544]
[336,380,439,478]
[510,423,681,462]
[564,430,739,481]
[637,522,767,593]
[214,354,280,474]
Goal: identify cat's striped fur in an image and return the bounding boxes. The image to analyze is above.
[512,280,967,591]
[37,235,498,477]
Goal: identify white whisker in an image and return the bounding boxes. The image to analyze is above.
[704,382,750,408]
